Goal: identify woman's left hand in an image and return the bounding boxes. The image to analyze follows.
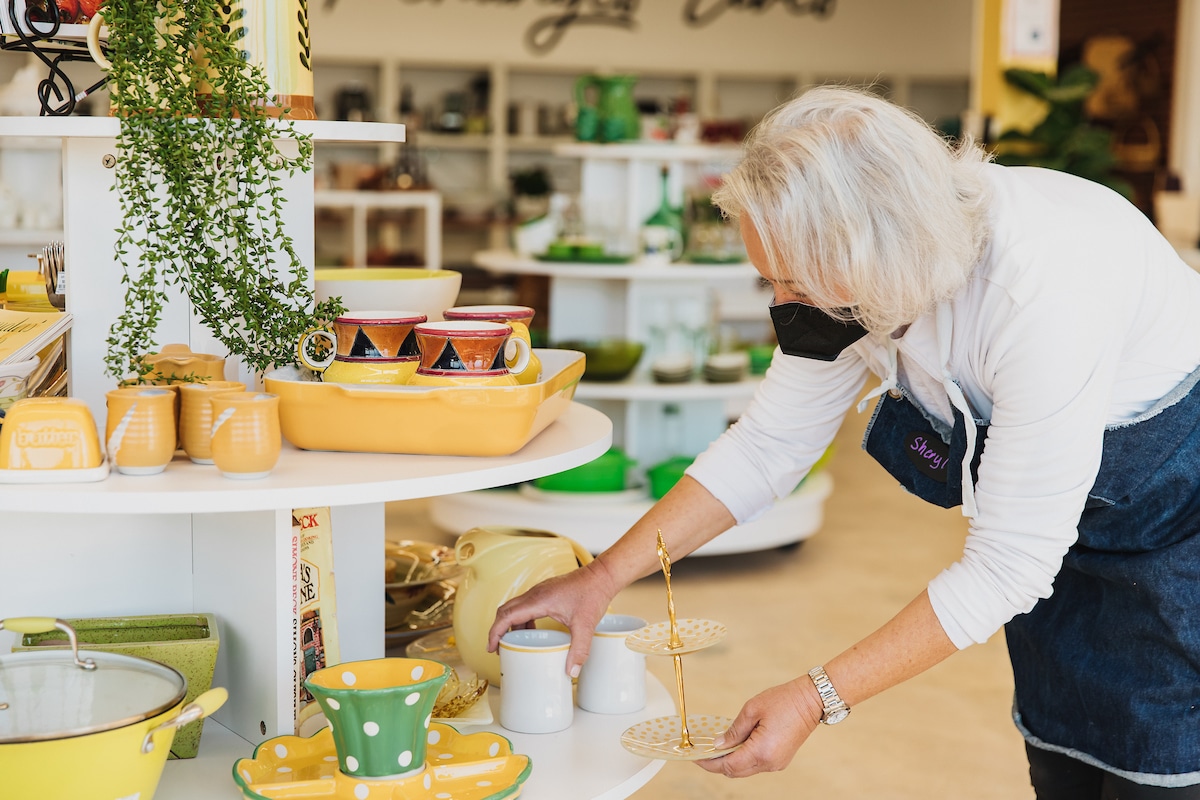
[696,677,823,778]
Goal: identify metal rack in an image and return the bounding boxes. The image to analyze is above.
[0,0,107,115]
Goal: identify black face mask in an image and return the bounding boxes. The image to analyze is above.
[770,301,869,361]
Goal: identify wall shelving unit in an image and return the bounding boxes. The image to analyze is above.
[429,142,831,555]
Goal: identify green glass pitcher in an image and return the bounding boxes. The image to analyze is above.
[575,74,639,143]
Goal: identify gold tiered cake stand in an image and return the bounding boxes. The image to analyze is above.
[619,532,741,761]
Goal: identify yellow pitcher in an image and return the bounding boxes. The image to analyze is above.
[452,526,593,686]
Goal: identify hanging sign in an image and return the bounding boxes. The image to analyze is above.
[321,0,835,55]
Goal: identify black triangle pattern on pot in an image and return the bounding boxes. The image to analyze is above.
[432,340,464,371]
[349,327,381,358]
[490,348,506,370]
[399,329,420,357]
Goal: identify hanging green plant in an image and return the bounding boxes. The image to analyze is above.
[102,0,343,383]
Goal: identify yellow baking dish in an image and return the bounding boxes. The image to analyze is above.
[263,349,584,456]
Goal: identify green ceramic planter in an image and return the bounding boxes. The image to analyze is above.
[305,657,449,779]
[16,612,219,759]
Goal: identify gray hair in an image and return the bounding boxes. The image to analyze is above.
[713,86,993,333]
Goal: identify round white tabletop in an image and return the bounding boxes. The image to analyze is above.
[0,403,612,514]
[159,674,673,800]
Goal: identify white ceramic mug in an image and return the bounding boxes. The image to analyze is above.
[498,629,572,734]
[577,614,647,714]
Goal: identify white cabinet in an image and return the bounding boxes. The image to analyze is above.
[0,117,612,798]
[430,143,833,556]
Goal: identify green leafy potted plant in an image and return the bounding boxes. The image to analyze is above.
[101,0,342,383]
[993,66,1134,201]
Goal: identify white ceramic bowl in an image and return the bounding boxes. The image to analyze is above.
[315,268,462,319]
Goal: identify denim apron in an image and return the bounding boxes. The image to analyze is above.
[861,350,1200,786]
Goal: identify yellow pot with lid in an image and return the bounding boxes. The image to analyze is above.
[0,617,227,800]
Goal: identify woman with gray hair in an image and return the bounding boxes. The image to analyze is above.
[489,86,1200,798]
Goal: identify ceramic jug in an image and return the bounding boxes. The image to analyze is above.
[452,526,593,686]
[574,74,639,143]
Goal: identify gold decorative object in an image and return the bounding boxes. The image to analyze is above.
[619,531,741,761]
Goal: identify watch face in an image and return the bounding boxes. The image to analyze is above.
[823,707,850,725]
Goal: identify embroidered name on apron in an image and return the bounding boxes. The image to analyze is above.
[904,432,949,483]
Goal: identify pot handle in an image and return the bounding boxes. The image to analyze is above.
[141,687,228,755]
[0,617,96,671]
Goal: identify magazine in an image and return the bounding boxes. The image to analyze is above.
[0,308,72,366]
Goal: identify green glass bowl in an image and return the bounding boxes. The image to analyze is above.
[556,340,645,382]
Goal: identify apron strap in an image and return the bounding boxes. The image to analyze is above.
[856,338,899,414]
[937,302,978,518]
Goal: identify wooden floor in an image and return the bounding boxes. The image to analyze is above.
[387,403,1035,799]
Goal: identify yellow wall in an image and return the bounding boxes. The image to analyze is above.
[309,1,973,77]
[977,0,1059,134]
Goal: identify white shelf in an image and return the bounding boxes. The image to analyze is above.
[414,131,490,151]
[576,374,761,402]
[553,141,743,162]
[476,249,756,281]
[505,134,578,153]
[430,469,833,556]
[0,117,406,144]
[0,403,611,514]
[157,677,671,800]
[0,228,63,245]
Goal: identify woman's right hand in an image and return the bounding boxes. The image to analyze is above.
[486,558,618,677]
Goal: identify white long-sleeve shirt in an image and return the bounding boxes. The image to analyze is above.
[686,164,1200,649]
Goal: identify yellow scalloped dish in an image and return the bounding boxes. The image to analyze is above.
[232,724,531,800]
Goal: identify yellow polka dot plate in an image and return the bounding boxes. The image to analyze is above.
[231,724,531,800]
[624,619,727,656]
[620,714,741,761]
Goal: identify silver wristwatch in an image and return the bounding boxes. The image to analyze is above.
[807,666,850,725]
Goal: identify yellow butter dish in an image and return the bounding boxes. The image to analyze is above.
[264,348,583,457]
[0,397,110,483]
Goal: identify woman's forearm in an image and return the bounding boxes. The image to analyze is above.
[822,589,958,711]
[588,475,737,595]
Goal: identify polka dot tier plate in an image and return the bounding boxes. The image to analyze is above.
[232,724,531,800]
[624,619,727,655]
[620,714,741,761]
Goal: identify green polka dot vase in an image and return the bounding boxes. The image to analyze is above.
[304,657,449,779]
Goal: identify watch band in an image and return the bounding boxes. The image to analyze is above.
[807,665,851,725]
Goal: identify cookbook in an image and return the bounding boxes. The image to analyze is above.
[292,506,342,735]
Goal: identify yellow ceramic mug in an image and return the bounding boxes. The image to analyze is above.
[298,311,426,385]
[105,387,177,475]
[178,380,247,464]
[209,392,281,480]
[409,320,532,387]
[442,305,542,385]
